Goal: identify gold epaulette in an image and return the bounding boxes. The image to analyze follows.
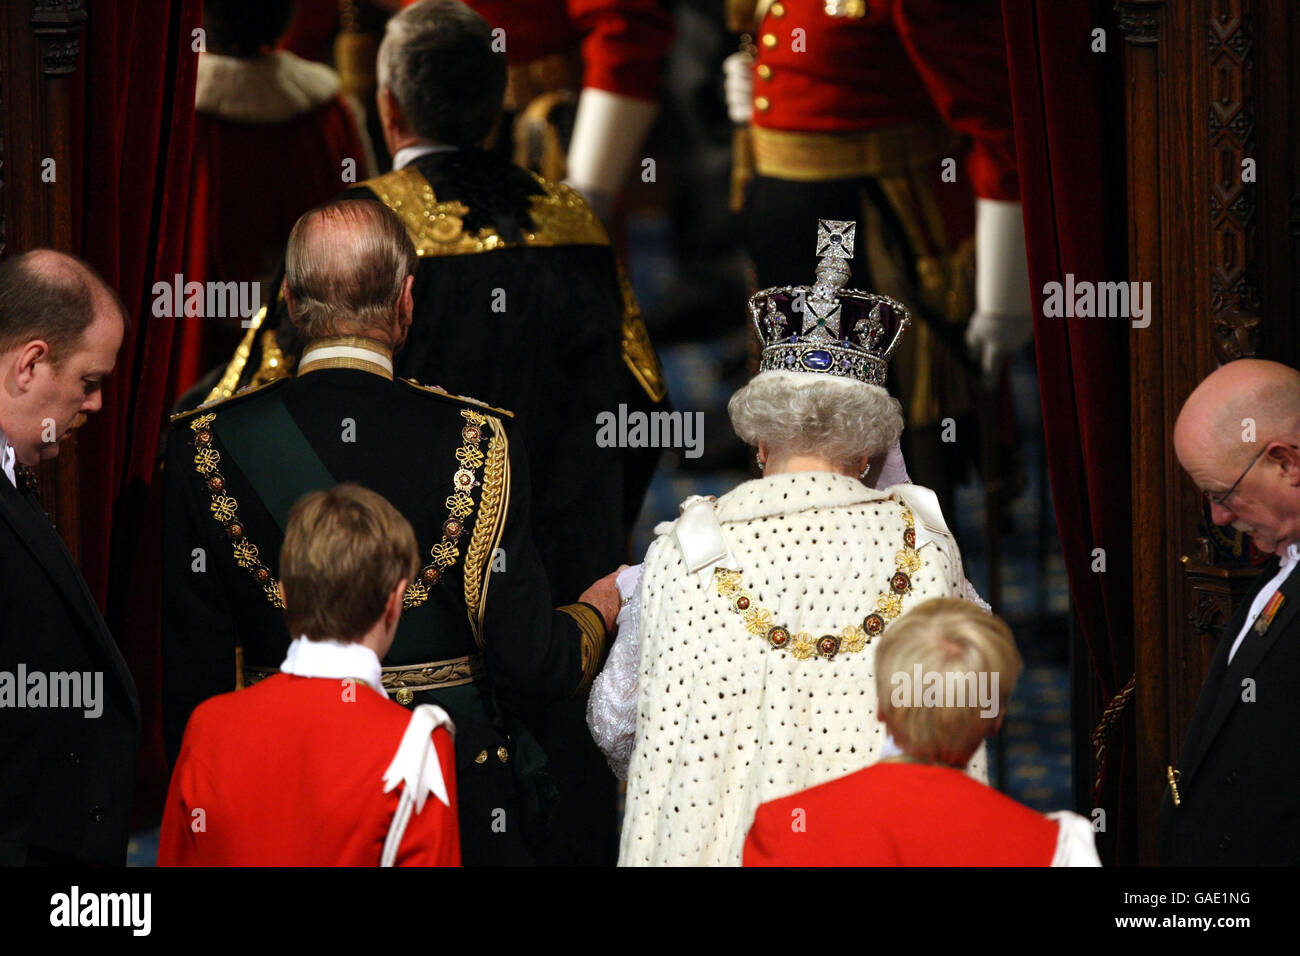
[396,377,515,419]
[169,377,287,424]
[359,166,609,257]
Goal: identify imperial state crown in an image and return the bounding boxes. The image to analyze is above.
[750,220,911,387]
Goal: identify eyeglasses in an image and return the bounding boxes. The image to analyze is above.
[1204,443,1298,508]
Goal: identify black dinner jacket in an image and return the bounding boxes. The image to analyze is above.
[1159,552,1300,865]
[0,469,141,866]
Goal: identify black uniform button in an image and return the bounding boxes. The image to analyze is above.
[68,752,79,766]
[1218,835,1232,851]
[1226,770,1238,784]
[91,805,105,823]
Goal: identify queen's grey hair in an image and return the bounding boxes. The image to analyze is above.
[728,372,903,466]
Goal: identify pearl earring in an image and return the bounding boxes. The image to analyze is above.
[756,452,765,471]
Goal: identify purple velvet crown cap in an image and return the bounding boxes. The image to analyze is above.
[749,220,911,387]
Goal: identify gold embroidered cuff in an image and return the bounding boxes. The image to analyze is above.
[559,602,608,696]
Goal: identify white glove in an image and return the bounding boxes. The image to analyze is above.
[965,309,1033,380]
[565,87,658,219]
[723,51,754,125]
[968,198,1033,380]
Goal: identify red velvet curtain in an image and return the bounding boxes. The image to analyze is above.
[76,0,203,821]
[1000,0,1135,862]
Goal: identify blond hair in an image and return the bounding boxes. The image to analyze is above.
[874,598,1022,765]
[279,484,419,642]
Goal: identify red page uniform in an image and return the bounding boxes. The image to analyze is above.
[744,762,1098,867]
[158,670,459,866]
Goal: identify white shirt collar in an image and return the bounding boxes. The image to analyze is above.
[280,636,386,696]
[0,426,16,488]
[1228,543,1300,663]
[297,337,395,379]
[392,143,458,171]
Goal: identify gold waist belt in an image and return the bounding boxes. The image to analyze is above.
[751,123,961,182]
[243,652,486,704]
[503,52,582,113]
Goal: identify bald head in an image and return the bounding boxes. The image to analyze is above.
[1175,359,1300,555]
[0,250,122,362]
[1175,360,1300,472]
[283,200,417,346]
[0,248,125,466]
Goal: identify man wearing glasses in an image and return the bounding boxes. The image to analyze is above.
[1162,358,1300,864]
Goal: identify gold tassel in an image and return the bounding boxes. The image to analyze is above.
[730,126,755,214]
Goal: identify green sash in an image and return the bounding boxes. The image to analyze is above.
[215,393,336,532]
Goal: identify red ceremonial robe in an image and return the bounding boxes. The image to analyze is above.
[175,51,372,401]
[158,675,459,866]
[744,762,1059,867]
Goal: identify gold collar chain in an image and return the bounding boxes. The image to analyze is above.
[712,505,921,661]
[402,407,490,609]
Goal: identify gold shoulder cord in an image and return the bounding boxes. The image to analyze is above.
[404,407,492,609]
[463,415,510,646]
[204,307,265,404]
[713,503,922,661]
[203,306,292,405]
[186,412,283,609]
[615,261,668,403]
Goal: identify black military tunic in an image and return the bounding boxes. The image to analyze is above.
[177,147,667,865]
[163,348,608,866]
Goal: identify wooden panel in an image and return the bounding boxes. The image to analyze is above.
[0,0,88,558]
[1120,0,1297,862]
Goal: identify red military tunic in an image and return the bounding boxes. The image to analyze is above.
[158,675,459,866]
[746,0,1018,201]
[744,761,1060,866]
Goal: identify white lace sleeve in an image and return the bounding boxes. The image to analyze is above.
[962,577,991,612]
[586,565,643,780]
